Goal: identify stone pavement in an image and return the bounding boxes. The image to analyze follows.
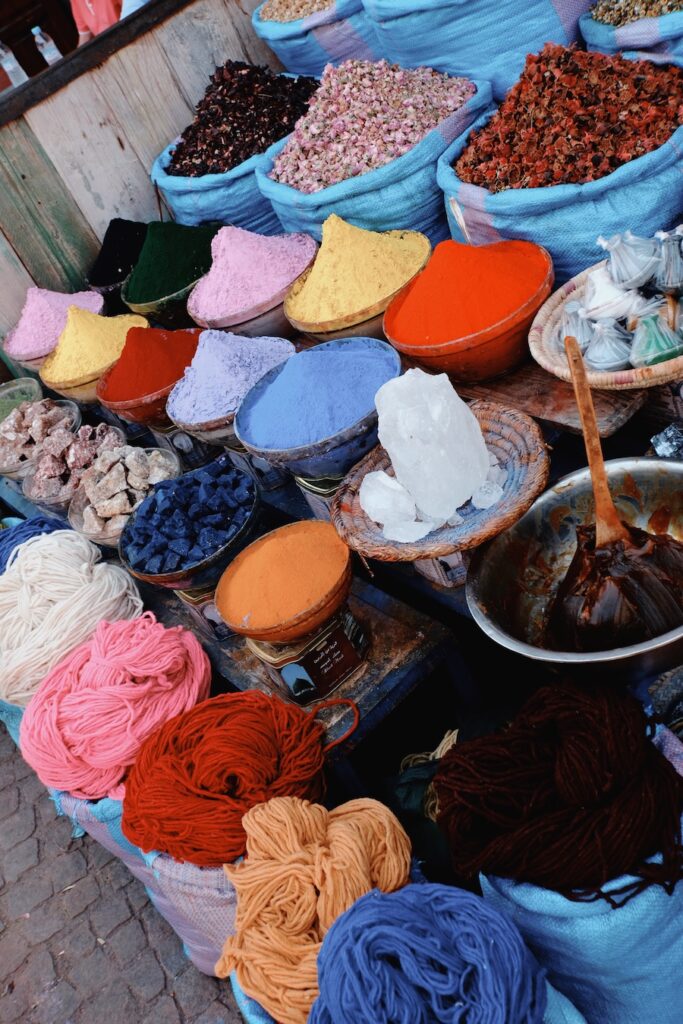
[0,725,242,1024]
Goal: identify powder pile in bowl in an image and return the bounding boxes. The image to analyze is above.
[215,520,349,632]
[237,339,399,450]
[385,240,551,345]
[260,0,334,20]
[286,215,430,328]
[271,59,475,193]
[125,222,219,305]
[87,218,148,289]
[189,227,317,325]
[40,310,148,387]
[168,331,294,427]
[98,327,199,403]
[167,62,318,177]
[5,288,104,362]
[455,45,683,191]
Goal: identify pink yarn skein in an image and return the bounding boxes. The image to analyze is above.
[20,612,211,800]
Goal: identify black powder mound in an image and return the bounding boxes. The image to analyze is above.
[167,61,318,178]
[87,219,149,289]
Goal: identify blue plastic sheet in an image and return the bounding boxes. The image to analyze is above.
[252,0,380,77]
[437,110,683,283]
[256,81,494,245]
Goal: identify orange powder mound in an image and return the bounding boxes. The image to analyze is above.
[216,521,349,630]
[385,239,550,346]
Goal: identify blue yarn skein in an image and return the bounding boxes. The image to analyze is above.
[0,516,65,573]
[309,883,547,1024]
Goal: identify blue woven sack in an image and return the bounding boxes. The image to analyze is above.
[580,10,683,63]
[256,81,493,245]
[252,0,380,77]
[360,0,592,100]
[482,865,683,1024]
[437,109,683,283]
[151,141,283,234]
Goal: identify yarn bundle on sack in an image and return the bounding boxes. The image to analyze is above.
[122,691,331,867]
[309,883,587,1024]
[434,683,683,900]
[19,613,211,799]
[0,531,142,708]
[435,684,683,1024]
[0,516,64,573]
[216,796,412,1024]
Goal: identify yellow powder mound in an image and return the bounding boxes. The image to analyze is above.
[287,215,430,326]
[41,308,148,385]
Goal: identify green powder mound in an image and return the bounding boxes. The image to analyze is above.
[126,222,219,304]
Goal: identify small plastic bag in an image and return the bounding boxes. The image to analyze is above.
[654,232,683,294]
[552,300,594,354]
[626,293,667,331]
[584,319,632,373]
[630,313,683,369]
[597,231,660,290]
[581,266,641,321]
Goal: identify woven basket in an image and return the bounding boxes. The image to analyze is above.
[529,261,683,391]
[331,400,549,561]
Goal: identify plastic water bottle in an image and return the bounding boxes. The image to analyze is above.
[0,42,29,86]
[31,27,62,66]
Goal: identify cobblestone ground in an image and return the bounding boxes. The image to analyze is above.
[0,726,242,1024]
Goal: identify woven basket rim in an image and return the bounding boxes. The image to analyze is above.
[528,259,683,391]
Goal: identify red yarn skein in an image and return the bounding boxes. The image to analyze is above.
[121,691,329,867]
[434,684,683,903]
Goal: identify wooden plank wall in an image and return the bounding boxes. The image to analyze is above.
[0,0,277,340]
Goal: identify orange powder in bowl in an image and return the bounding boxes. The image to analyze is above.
[385,239,551,346]
[215,521,350,635]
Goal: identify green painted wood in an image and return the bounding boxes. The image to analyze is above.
[0,118,99,291]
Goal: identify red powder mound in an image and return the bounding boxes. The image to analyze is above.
[385,239,549,346]
[100,327,200,402]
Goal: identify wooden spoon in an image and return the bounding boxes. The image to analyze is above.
[564,335,629,547]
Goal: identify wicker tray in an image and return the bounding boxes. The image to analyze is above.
[331,400,549,561]
[529,261,683,391]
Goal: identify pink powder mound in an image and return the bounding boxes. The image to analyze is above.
[189,227,317,324]
[5,288,104,361]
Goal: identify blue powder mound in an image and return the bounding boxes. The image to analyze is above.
[121,454,255,575]
[238,339,400,450]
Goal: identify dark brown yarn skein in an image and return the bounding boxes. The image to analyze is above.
[434,684,683,904]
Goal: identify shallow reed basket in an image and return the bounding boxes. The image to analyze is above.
[283,233,431,343]
[529,260,683,390]
[331,401,549,562]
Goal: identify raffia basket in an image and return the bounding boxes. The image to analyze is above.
[529,260,683,391]
[331,400,549,562]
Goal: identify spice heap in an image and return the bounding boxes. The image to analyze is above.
[260,0,334,20]
[121,455,255,575]
[455,46,683,192]
[24,423,123,504]
[385,239,549,346]
[237,339,399,450]
[271,60,475,193]
[286,215,430,326]
[0,399,75,470]
[592,0,683,24]
[125,223,219,305]
[168,331,294,427]
[5,289,104,363]
[87,219,148,289]
[360,368,504,543]
[98,327,199,403]
[167,62,317,178]
[189,227,317,325]
[40,310,147,387]
[215,521,349,631]
[78,447,177,539]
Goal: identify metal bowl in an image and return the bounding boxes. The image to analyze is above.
[466,457,683,682]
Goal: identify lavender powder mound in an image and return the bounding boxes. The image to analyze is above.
[238,340,399,449]
[167,331,295,426]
